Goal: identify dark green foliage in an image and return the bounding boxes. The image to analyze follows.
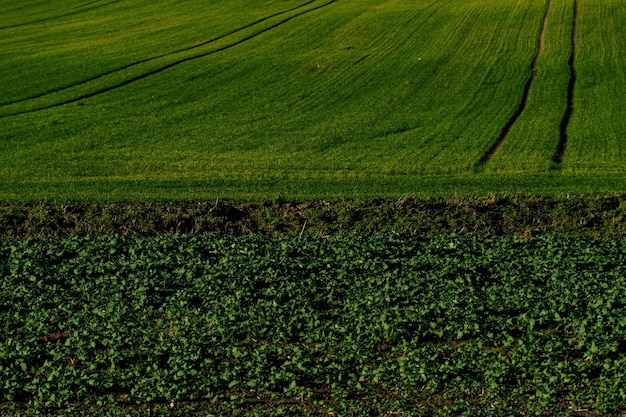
[2,234,626,415]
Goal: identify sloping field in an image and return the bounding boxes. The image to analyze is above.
[1,0,625,199]
[565,0,626,171]
[484,0,572,172]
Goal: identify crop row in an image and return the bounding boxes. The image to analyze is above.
[3,234,626,415]
[3,0,626,200]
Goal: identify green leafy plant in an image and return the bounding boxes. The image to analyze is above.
[3,234,626,415]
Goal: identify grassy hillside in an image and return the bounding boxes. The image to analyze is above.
[566,0,626,171]
[1,0,626,200]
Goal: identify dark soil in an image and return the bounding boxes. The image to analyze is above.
[1,194,626,239]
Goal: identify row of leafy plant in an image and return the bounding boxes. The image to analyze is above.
[2,234,626,416]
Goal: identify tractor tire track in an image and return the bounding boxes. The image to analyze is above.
[0,0,318,108]
[553,0,577,163]
[0,0,123,30]
[479,0,552,164]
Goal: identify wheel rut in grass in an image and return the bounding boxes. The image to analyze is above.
[0,0,123,30]
[0,0,322,110]
[553,0,577,163]
[478,0,552,164]
[0,0,336,117]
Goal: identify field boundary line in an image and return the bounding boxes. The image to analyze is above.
[553,0,578,163]
[477,0,552,165]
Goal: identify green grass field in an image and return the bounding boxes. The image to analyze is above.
[5,3,626,415]
[1,0,626,200]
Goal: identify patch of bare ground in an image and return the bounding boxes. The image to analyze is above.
[1,194,626,239]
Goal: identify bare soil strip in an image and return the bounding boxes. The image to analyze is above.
[553,0,577,163]
[479,0,552,164]
[2,195,626,239]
